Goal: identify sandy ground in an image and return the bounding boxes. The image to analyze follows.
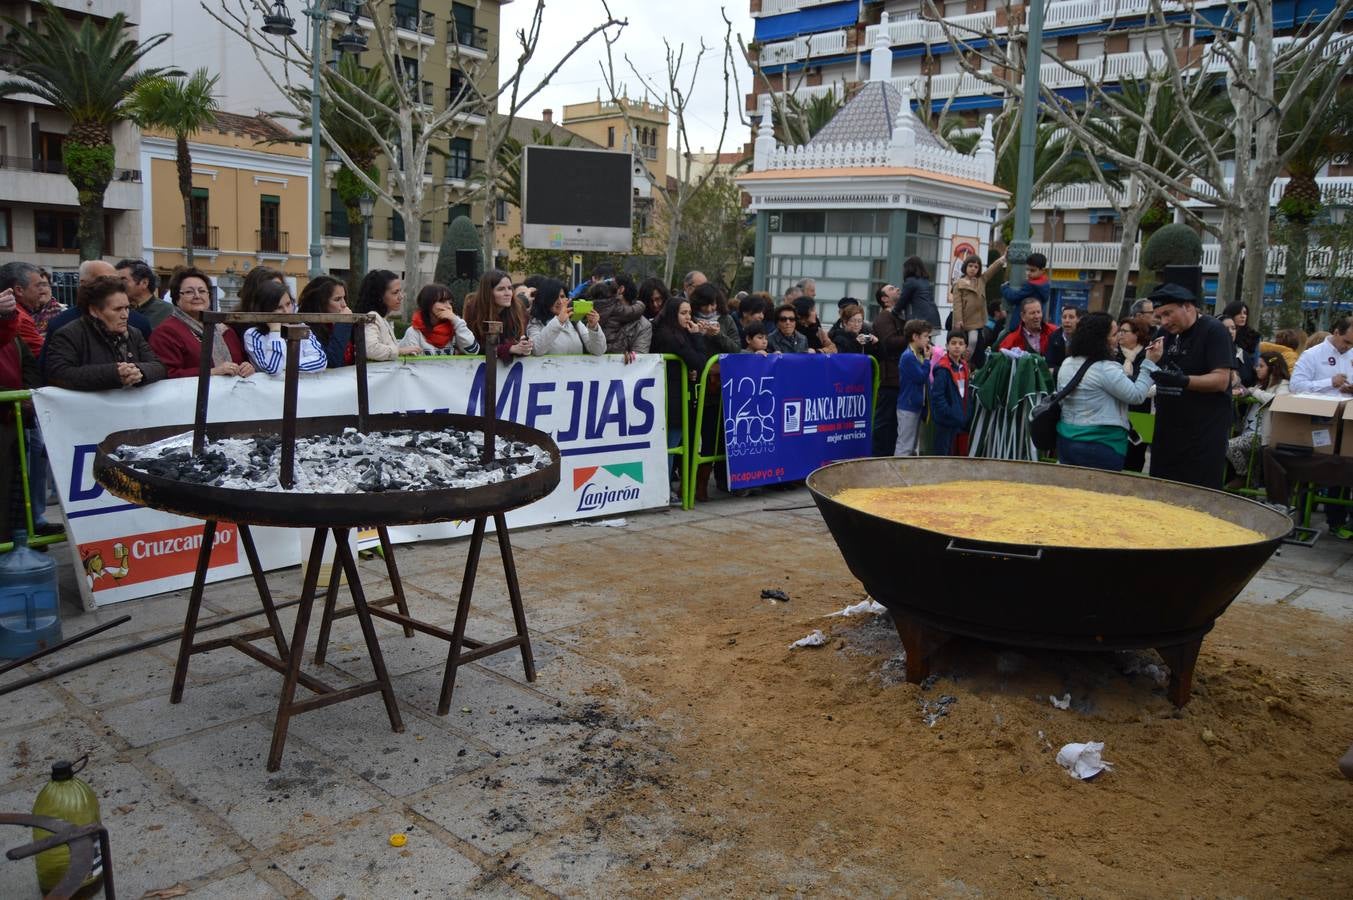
[530,503,1353,897]
[2,491,1350,897]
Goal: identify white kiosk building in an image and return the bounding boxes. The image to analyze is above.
[739,25,1006,326]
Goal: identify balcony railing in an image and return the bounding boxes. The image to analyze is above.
[1026,175,1353,213]
[1024,240,1324,277]
[182,225,219,251]
[893,71,991,101]
[323,210,371,239]
[447,84,486,117]
[448,21,488,52]
[759,29,848,66]
[394,9,436,36]
[864,11,996,48]
[401,79,433,106]
[755,0,846,16]
[445,156,483,182]
[388,217,433,243]
[855,2,1225,49]
[0,156,141,181]
[256,229,288,254]
[327,0,372,21]
[392,155,433,177]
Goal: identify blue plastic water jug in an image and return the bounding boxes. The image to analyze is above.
[0,529,62,659]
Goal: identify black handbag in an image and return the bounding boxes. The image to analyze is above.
[1029,358,1094,453]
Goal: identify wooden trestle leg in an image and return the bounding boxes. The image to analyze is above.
[267,528,327,771]
[171,520,217,704]
[494,512,536,683]
[438,517,487,716]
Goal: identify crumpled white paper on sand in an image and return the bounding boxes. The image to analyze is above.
[570,518,627,528]
[789,630,828,649]
[827,599,887,617]
[1056,741,1113,780]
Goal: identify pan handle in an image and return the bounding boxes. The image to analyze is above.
[944,538,1044,561]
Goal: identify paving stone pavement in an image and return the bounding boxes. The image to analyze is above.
[0,487,1349,897]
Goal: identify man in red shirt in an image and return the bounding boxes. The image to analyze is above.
[998,296,1058,356]
[0,262,45,356]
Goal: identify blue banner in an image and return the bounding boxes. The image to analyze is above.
[721,354,874,489]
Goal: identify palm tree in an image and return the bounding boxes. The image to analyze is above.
[1277,60,1353,328]
[127,70,220,265]
[1069,75,1226,309]
[940,112,1102,242]
[772,89,844,146]
[0,1,175,260]
[271,54,398,292]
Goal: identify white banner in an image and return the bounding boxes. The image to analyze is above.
[34,355,669,607]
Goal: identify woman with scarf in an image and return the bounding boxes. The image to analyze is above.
[150,268,256,378]
[399,283,480,355]
[46,275,166,391]
[689,283,741,354]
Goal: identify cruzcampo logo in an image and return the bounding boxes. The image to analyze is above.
[573,462,644,512]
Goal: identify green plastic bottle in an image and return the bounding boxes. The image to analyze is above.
[32,755,102,894]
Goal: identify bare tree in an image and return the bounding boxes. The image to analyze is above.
[206,0,621,312]
[599,4,738,285]
[927,0,1353,308]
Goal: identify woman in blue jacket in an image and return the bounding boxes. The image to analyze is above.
[1055,312,1162,471]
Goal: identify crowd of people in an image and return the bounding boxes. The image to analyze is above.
[5,250,1353,534]
[854,250,1353,520]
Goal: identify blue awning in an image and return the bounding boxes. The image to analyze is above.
[754,1,859,43]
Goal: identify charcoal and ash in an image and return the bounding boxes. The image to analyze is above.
[112,426,552,493]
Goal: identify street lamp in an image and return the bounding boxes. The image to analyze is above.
[258,1,367,279]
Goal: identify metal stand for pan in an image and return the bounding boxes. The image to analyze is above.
[0,812,115,899]
[93,318,559,770]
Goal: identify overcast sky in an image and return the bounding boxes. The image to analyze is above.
[497,0,757,155]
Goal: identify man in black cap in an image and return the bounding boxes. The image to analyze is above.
[1147,282,1235,488]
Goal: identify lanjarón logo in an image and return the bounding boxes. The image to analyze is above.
[573,461,644,512]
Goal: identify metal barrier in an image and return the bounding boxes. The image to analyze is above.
[657,354,694,511]
[686,354,882,507]
[0,389,65,553]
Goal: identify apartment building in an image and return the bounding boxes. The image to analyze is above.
[749,0,1353,312]
[0,0,143,275]
[141,0,504,285]
[139,113,311,303]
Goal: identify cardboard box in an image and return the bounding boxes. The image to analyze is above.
[1341,402,1353,458]
[1269,393,1348,455]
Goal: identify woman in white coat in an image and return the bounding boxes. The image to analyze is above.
[356,269,407,361]
[525,277,606,356]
